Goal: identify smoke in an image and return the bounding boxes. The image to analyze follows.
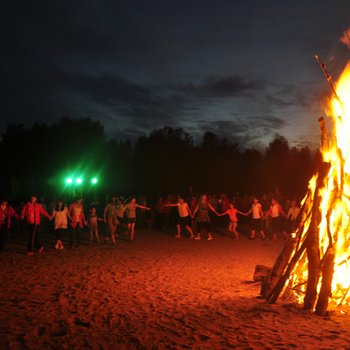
[340,28,350,49]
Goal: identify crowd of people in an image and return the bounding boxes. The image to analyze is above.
[0,192,301,255]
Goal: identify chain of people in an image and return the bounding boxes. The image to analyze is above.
[0,192,300,255]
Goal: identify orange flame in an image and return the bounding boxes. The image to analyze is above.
[287,62,350,308]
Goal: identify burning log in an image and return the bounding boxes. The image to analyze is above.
[303,162,330,310]
[261,190,312,302]
[318,117,328,151]
[262,163,330,305]
[261,54,350,316]
[261,238,296,301]
[315,247,335,315]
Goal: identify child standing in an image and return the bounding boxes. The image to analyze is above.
[219,203,246,240]
[88,207,103,246]
[51,199,71,250]
[69,197,85,248]
[104,195,118,245]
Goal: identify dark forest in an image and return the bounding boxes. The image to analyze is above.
[0,117,318,201]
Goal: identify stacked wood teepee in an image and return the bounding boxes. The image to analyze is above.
[261,57,350,316]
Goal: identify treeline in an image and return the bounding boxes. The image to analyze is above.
[0,117,318,200]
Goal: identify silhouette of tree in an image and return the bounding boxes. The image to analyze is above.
[196,131,240,193]
[104,139,134,195]
[264,135,290,193]
[239,149,264,194]
[1,117,108,198]
[0,118,316,200]
[133,127,194,194]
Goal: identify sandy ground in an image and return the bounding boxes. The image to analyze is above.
[1,227,350,350]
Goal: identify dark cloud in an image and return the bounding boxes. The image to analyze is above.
[257,115,287,130]
[1,0,349,149]
[266,96,297,108]
[265,82,329,110]
[179,75,264,98]
[190,115,287,149]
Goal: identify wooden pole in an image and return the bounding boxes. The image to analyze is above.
[261,238,296,299]
[266,239,306,303]
[315,248,335,315]
[304,231,321,310]
[315,55,343,108]
[303,162,330,310]
[262,188,313,301]
[263,163,330,304]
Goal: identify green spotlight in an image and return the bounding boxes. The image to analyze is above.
[91,177,98,185]
[76,177,83,185]
[65,177,73,185]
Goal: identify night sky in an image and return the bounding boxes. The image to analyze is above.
[2,0,350,149]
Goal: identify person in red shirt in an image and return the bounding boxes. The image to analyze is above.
[21,195,51,255]
[219,203,246,240]
[0,198,19,252]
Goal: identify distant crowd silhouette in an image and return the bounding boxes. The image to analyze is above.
[0,191,301,255]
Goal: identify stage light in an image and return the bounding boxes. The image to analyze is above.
[91,177,98,184]
[75,177,83,185]
[65,177,73,185]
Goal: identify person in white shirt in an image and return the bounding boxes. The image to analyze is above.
[51,199,71,250]
[246,197,266,240]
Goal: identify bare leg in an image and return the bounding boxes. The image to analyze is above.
[232,222,239,240]
[127,223,132,239]
[130,223,135,241]
[175,225,181,238]
[227,222,234,236]
[186,225,194,238]
[95,229,100,246]
[260,230,266,240]
[110,224,116,244]
[250,229,256,239]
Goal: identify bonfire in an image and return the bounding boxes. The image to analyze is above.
[262,31,350,316]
